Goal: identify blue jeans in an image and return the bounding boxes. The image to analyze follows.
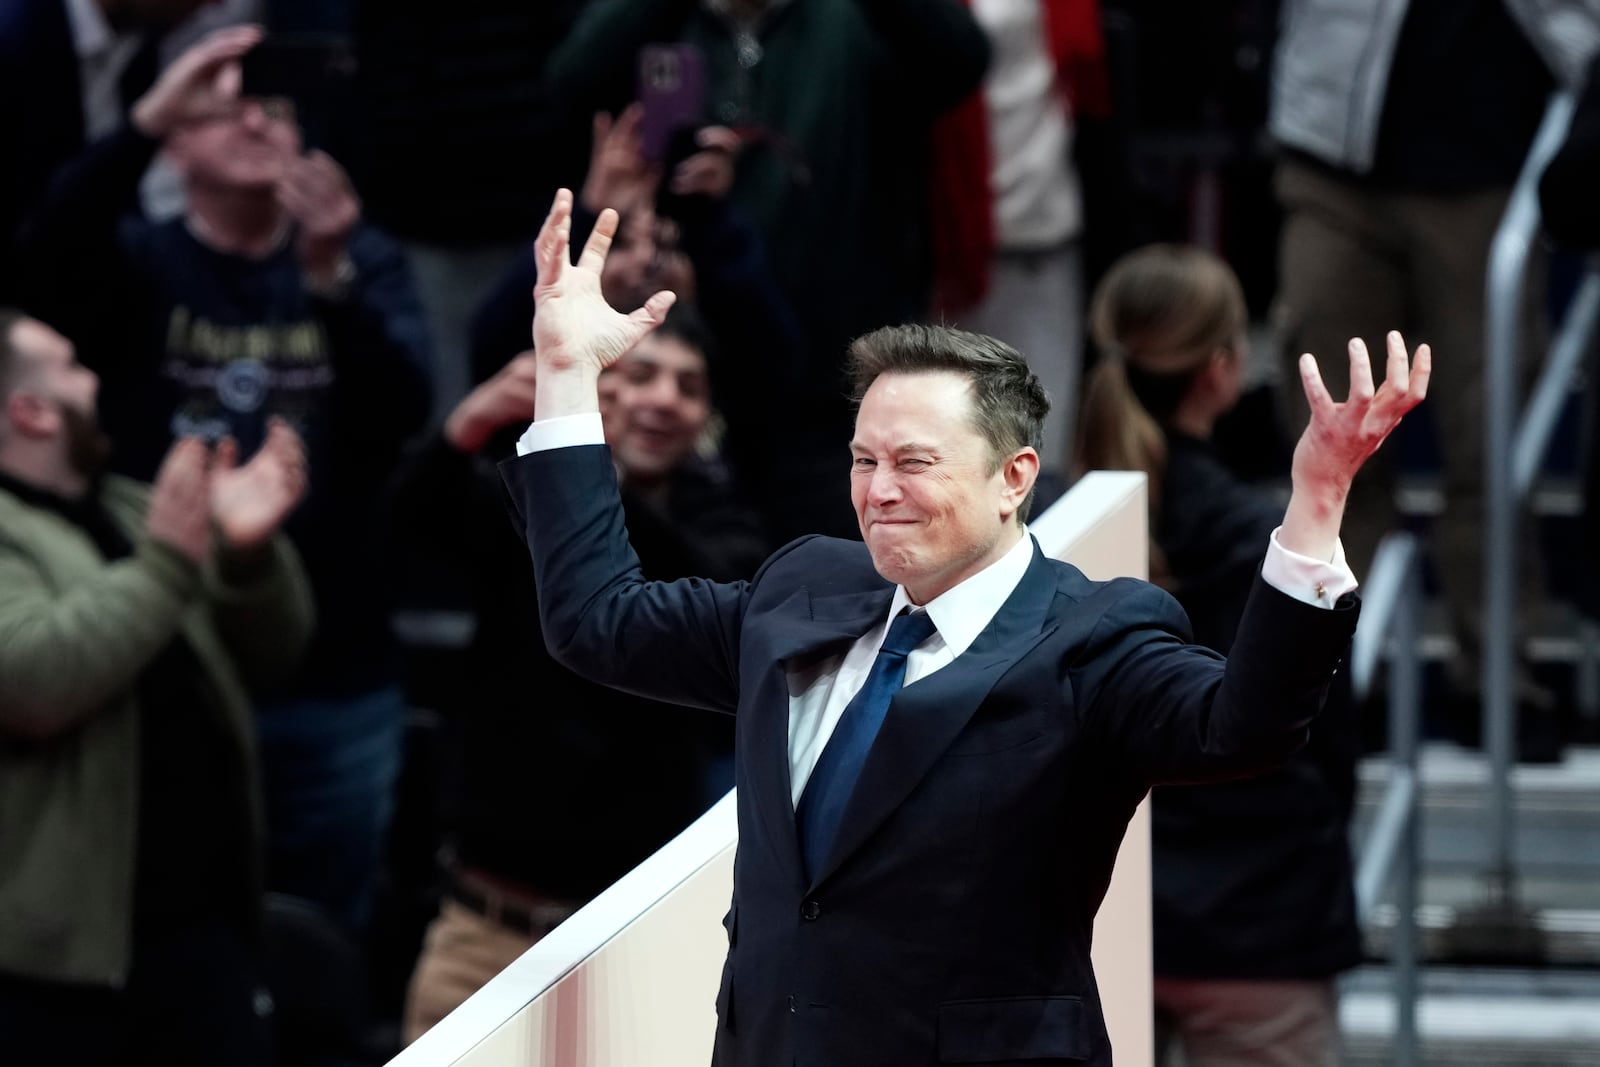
[255,685,407,933]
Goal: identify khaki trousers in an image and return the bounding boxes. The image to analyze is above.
[1154,977,1339,1067]
[402,899,568,1045]
[1274,159,1547,695]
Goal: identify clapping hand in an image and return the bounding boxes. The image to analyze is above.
[211,419,308,551]
[581,105,659,218]
[444,352,541,455]
[278,151,361,281]
[669,126,740,200]
[146,438,218,565]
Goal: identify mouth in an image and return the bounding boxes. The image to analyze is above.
[629,424,681,451]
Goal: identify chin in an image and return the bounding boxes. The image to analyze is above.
[865,541,923,584]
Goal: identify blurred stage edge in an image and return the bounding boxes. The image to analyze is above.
[388,471,1155,1067]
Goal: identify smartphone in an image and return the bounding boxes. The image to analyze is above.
[240,34,357,104]
[637,43,707,164]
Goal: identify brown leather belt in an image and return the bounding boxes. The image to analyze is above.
[448,868,579,939]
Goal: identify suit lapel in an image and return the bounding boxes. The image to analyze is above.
[746,586,896,886]
[808,544,1060,887]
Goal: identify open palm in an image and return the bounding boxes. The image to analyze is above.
[1293,330,1432,492]
[211,419,308,550]
[531,189,676,376]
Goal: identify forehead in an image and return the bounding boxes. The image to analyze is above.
[10,319,72,365]
[853,371,979,448]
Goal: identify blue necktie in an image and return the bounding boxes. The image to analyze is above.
[796,608,938,879]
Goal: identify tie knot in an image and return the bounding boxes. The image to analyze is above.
[880,609,937,657]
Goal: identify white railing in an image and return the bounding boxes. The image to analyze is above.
[1351,532,1424,1067]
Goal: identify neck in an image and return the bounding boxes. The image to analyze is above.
[186,185,287,258]
[904,523,1023,606]
[1167,399,1217,441]
[0,446,87,499]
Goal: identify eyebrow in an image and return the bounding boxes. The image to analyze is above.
[848,440,939,454]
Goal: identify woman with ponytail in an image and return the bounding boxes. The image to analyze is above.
[1079,245,1362,1066]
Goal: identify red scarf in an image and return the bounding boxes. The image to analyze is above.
[930,0,1110,317]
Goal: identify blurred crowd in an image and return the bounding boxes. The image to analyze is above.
[2,1,1598,1065]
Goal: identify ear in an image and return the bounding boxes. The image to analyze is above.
[4,390,59,439]
[998,446,1040,522]
[1195,349,1236,398]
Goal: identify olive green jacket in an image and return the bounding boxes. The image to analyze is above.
[0,475,313,986]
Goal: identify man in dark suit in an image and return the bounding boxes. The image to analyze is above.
[498,190,1431,1066]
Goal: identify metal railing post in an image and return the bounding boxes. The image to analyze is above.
[1391,559,1421,1067]
[1482,92,1575,899]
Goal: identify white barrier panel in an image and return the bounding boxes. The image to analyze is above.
[1031,471,1154,1067]
[391,471,1152,1067]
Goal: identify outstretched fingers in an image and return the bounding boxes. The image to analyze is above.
[1409,342,1432,401]
[1347,337,1376,404]
[1299,352,1336,418]
[1383,330,1411,394]
[534,189,574,288]
[630,289,678,331]
[577,208,620,273]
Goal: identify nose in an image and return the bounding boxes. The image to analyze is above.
[638,374,682,413]
[866,464,901,507]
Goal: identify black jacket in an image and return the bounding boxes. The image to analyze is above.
[1150,434,1362,979]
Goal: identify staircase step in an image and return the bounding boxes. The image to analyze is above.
[1340,966,1600,1066]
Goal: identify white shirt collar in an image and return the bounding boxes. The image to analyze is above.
[887,528,1037,659]
[64,0,116,58]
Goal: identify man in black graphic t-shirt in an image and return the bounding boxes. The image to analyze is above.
[19,27,432,931]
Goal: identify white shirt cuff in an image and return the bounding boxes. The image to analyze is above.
[515,413,605,455]
[1262,527,1359,609]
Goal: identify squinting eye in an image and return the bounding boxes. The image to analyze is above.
[853,457,875,469]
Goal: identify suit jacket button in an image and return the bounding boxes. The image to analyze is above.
[788,994,797,1013]
[800,900,821,920]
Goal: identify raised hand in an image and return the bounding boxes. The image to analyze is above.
[444,352,541,454]
[146,437,215,565]
[278,151,362,281]
[670,126,741,200]
[1294,331,1431,491]
[211,419,308,551]
[530,190,676,413]
[1280,330,1431,560]
[580,105,660,218]
[132,25,263,138]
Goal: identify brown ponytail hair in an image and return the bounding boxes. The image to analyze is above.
[1075,245,1247,581]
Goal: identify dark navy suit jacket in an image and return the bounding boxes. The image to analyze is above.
[503,444,1359,1067]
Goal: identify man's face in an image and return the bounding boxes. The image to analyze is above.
[601,333,711,485]
[169,98,302,191]
[7,320,110,476]
[601,210,696,311]
[850,371,1022,603]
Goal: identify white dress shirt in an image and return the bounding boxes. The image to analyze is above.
[970,0,1082,250]
[517,413,1358,801]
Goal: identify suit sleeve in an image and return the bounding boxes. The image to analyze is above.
[500,444,751,713]
[1074,575,1358,787]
